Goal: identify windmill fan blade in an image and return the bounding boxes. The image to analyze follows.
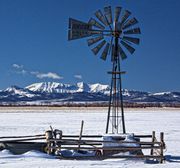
[114,7,122,22]
[118,44,127,60]
[91,40,106,55]
[122,17,138,30]
[68,30,92,40]
[87,36,104,46]
[120,10,131,26]
[69,18,92,30]
[121,40,135,54]
[104,6,113,25]
[95,10,108,26]
[123,36,140,45]
[101,43,110,60]
[124,27,141,34]
[88,18,105,30]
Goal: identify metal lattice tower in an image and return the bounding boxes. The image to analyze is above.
[68,6,141,134]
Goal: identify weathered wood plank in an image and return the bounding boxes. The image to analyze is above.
[0,134,45,139]
[48,138,161,145]
[0,137,45,143]
[48,146,162,150]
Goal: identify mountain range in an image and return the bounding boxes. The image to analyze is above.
[0,82,180,106]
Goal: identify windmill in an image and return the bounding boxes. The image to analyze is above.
[68,6,141,134]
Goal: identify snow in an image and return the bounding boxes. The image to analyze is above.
[58,149,97,157]
[90,83,110,94]
[26,82,74,93]
[103,134,140,148]
[0,108,180,167]
[26,82,110,94]
[76,82,90,92]
[151,92,171,96]
[5,86,35,98]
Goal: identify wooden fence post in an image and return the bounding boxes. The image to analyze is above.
[78,120,84,150]
[54,129,63,147]
[150,131,155,155]
[160,132,164,163]
[45,130,54,154]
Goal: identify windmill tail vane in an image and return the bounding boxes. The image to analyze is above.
[68,6,141,134]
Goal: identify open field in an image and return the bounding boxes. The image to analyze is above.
[0,107,180,167]
[0,106,180,112]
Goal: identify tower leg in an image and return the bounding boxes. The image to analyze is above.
[106,36,126,134]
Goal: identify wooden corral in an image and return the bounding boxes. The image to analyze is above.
[0,130,166,163]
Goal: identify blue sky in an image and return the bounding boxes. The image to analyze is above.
[0,0,180,92]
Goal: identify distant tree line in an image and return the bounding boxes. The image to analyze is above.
[0,101,180,108]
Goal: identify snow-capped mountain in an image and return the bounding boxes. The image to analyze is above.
[0,82,180,105]
[26,82,110,94]
[90,83,110,94]
[5,86,36,98]
[26,82,78,93]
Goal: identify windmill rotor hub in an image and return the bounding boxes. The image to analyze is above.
[113,30,122,38]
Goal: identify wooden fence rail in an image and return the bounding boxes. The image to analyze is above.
[48,139,161,145]
[0,134,45,139]
[0,137,45,143]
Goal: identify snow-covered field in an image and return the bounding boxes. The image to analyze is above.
[0,107,180,168]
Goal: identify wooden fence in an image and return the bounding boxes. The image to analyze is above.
[0,131,166,163]
[44,130,166,163]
